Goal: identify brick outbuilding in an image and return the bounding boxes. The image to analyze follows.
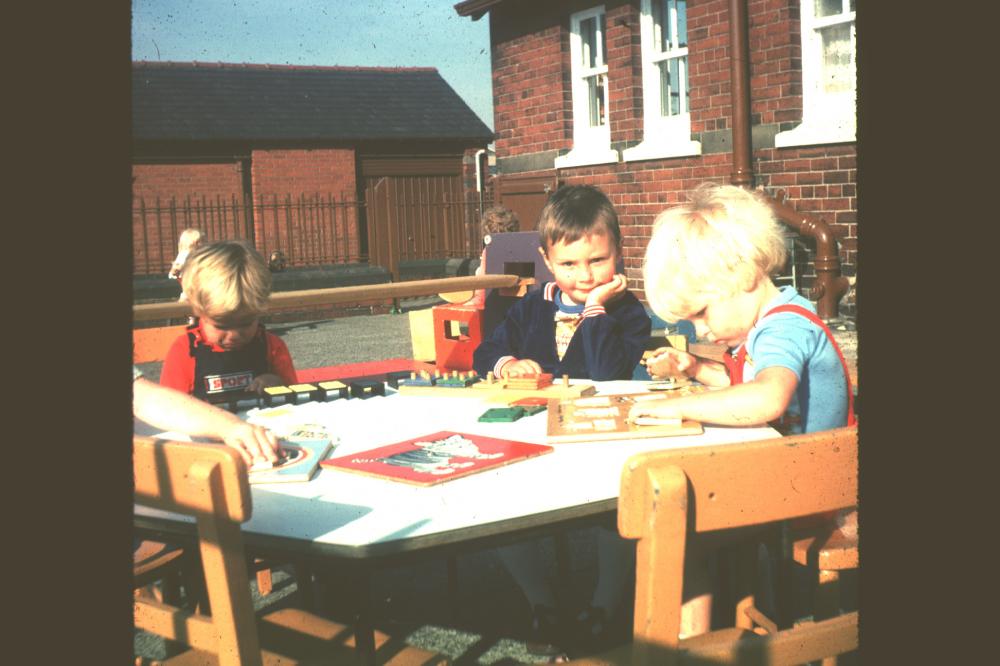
[132,61,494,278]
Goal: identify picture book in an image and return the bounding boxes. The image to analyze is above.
[546,391,707,443]
[320,431,553,486]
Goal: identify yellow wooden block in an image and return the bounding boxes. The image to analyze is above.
[408,308,436,362]
[264,386,293,396]
[318,380,347,390]
[288,383,318,392]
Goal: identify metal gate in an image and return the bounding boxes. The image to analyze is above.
[361,155,481,281]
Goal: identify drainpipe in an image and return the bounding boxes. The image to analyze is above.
[728,0,753,188]
[727,0,848,320]
[767,192,850,321]
[474,148,486,217]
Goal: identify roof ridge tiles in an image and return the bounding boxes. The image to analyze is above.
[132,61,439,74]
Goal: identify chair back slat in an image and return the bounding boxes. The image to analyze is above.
[133,436,251,523]
[621,427,857,537]
[133,324,188,364]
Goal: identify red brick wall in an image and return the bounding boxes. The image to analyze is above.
[250,148,361,265]
[132,162,247,275]
[487,0,856,317]
[490,3,572,159]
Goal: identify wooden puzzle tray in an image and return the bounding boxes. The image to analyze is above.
[546,389,710,443]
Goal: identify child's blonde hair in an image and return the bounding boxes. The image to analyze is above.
[643,183,787,322]
[481,206,520,236]
[177,228,204,253]
[537,184,622,254]
[181,240,272,320]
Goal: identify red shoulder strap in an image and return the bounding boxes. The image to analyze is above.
[759,304,856,426]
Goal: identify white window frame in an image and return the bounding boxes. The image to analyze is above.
[775,0,857,147]
[555,6,619,169]
[623,0,701,162]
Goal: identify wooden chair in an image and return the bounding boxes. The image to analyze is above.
[133,325,189,365]
[133,436,446,665]
[568,427,859,666]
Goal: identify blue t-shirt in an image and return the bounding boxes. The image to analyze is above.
[743,287,848,433]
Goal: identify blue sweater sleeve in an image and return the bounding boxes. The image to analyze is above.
[472,295,530,377]
[578,294,651,380]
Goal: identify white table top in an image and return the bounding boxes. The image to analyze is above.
[134,380,779,559]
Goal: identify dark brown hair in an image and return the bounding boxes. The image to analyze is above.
[537,184,621,252]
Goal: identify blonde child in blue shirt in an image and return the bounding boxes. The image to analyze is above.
[629,183,855,636]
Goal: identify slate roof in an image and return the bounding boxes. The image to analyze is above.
[132,62,494,143]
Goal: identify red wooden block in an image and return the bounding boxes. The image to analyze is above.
[433,304,483,372]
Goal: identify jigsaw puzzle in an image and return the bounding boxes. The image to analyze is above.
[546,389,709,443]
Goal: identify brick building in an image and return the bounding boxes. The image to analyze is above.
[456,0,856,318]
[132,61,494,279]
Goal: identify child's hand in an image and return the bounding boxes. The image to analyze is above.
[585,273,628,308]
[502,358,544,378]
[627,399,682,425]
[645,347,697,379]
[249,373,284,395]
[221,421,281,467]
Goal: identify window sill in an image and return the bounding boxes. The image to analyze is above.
[622,139,702,163]
[554,147,619,169]
[774,122,856,148]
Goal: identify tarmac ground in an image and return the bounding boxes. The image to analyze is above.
[134,297,858,663]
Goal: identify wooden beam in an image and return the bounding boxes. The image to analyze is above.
[133,274,523,323]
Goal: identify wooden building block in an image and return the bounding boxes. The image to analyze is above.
[317,380,348,400]
[349,379,385,399]
[478,407,526,423]
[408,308,436,362]
[433,304,483,372]
[263,385,294,407]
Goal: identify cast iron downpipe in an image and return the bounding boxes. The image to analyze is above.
[727,0,849,320]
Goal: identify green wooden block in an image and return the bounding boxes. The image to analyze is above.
[477,406,526,422]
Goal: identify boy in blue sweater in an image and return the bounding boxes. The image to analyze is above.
[474,185,651,658]
[473,185,650,381]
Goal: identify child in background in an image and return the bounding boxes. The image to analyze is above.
[159,240,298,400]
[629,183,855,636]
[168,228,204,302]
[466,206,520,309]
[473,185,651,658]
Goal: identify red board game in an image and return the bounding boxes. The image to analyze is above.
[320,431,553,486]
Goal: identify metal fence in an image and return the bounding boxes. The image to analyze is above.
[133,191,492,277]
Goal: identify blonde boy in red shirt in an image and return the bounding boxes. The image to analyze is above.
[159,240,297,400]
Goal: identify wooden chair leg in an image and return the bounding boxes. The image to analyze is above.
[814,568,842,666]
[256,565,274,596]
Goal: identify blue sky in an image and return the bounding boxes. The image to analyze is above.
[131,0,495,130]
